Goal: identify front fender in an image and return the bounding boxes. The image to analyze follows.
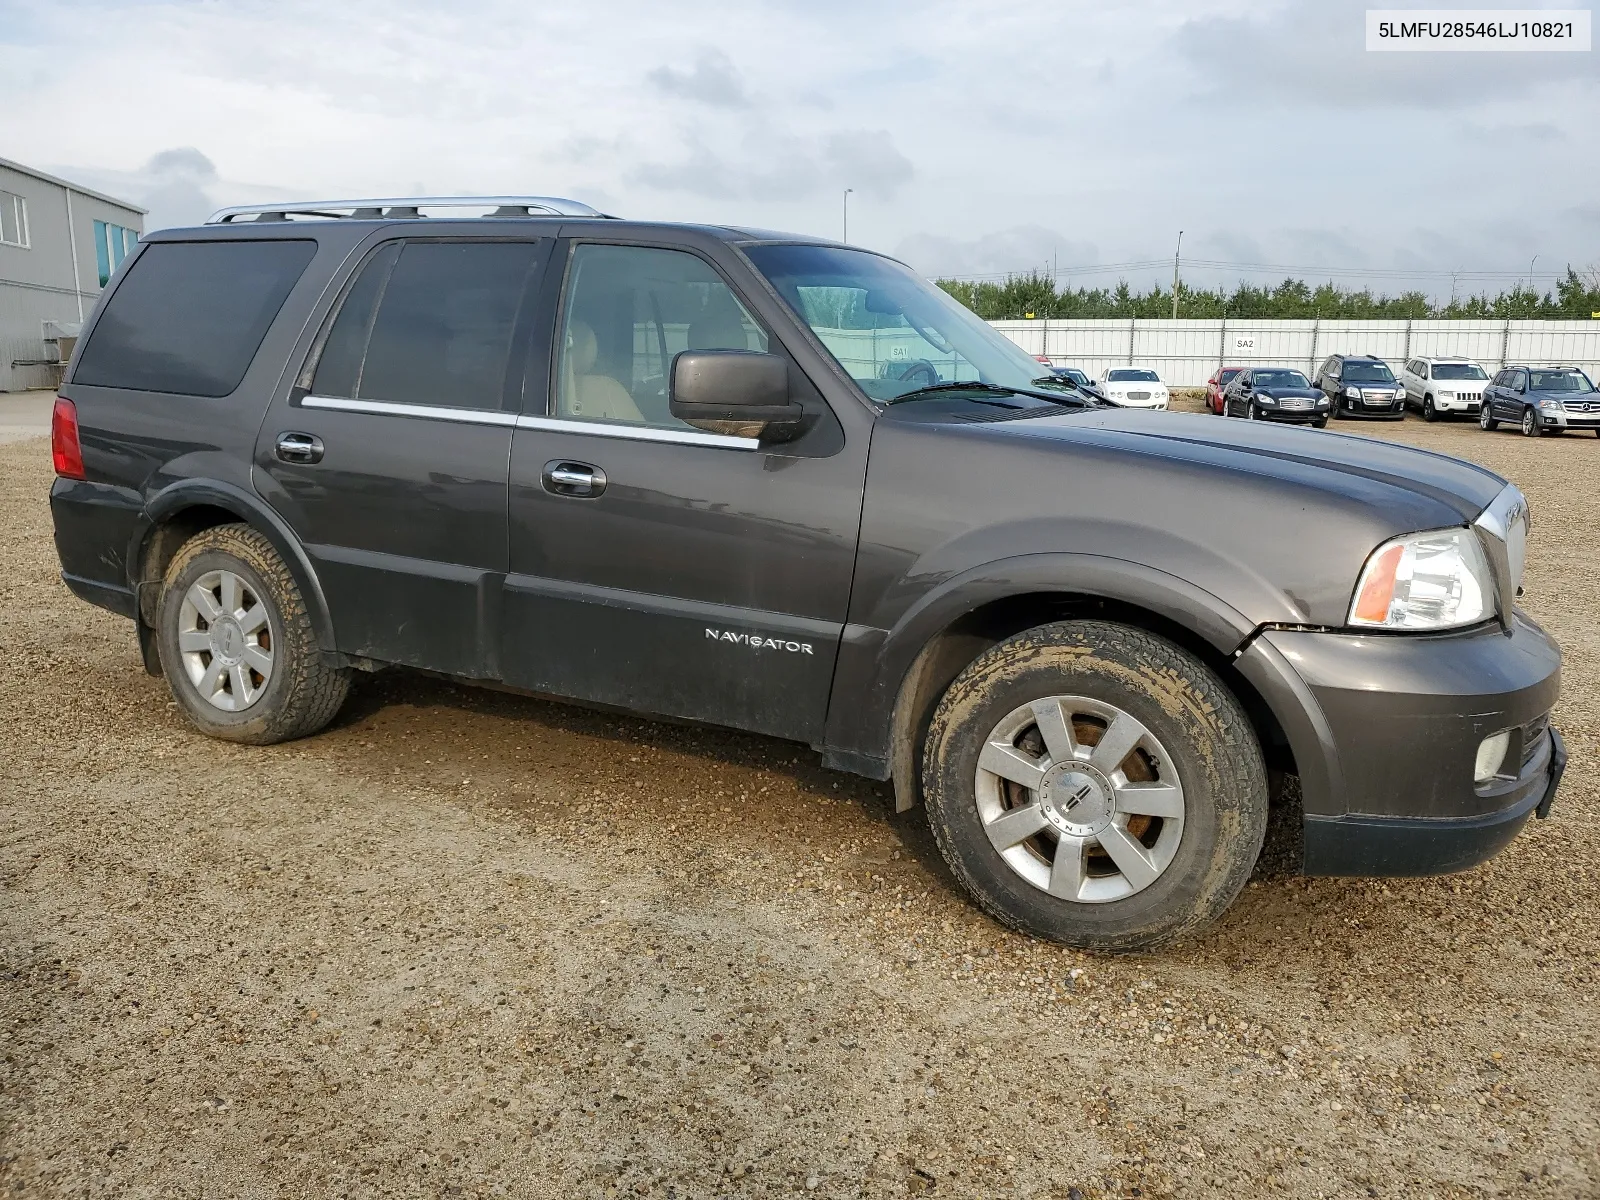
[132,478,338,652]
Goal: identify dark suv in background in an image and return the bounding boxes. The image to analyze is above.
[1479,365,1600,437]
[48,196,1565,951]
[1315,354,1406,420]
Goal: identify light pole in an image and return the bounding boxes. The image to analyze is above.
[1528,254,1539,296]
[842,188,853,243]
[1171,230,1183,320]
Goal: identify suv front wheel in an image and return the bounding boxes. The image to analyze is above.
[157,524,351,744]
[921,620,1268,951]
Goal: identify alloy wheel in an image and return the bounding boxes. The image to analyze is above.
[1522,408,1538,437]
[177,569,274,712]
[974,695,1185,904]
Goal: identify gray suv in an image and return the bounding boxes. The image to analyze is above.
[48,196,1565,950]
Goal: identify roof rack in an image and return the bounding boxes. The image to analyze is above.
[205,195,613,224]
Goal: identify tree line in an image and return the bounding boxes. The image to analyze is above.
[936,266,1600,321]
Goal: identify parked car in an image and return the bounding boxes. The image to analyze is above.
[1047,365,1106,401]
[1100,368,1170,410]
[48,195,1564,951]
[1479,365,1600,437]
[1221,367,1330,427]
[1400,356,1489,421]
[1314,354,1406,420]
[1205,366,1243,415]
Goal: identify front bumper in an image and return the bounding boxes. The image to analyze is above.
[1338,394,1406,419]
[1247,613,1563,876]
[1536,407,1600,430]
[1254,404,1328,424]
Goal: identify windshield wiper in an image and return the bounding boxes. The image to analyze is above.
[888,380,1100,408]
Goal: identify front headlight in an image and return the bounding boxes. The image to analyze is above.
[1344,386,1361,398]
[1348,527,1493,630]
[1538,398,1563,410]
[1256,395,1276,405]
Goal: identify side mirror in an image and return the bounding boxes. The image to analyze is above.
[670,350,804,440]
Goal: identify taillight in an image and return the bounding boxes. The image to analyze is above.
[51,397,85,480]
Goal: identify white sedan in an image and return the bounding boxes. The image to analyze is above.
[1099,368,1170,409]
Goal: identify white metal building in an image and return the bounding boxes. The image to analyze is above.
[992,318,1600,388]
[0,155,145,392]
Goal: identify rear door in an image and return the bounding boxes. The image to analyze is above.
[254,234,548,677]
[500,238,867,743]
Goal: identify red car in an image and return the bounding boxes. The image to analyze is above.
[1206,366,1244,414]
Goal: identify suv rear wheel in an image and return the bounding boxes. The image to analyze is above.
[921,620,1268,951]
[157,524,350,744]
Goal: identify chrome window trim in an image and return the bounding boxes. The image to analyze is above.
[299,395,760,450]
[300,395,519,426]
[515,414,760,450]
[1472,482,1530,628]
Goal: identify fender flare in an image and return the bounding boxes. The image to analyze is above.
[130,478,338,652]
[826,552,1336,816]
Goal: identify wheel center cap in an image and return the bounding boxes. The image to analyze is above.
[211,617,246,665]
[1039,765,1113,836]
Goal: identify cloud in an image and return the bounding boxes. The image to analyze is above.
[49,147,233,230]
[631,128,913,202]
[648,49,750,108]
[892,226,1100,280]
[1173,0,1599,109]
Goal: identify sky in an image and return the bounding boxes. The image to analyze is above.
[4,0,1598,298]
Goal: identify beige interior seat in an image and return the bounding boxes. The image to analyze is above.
[560,320,643,423]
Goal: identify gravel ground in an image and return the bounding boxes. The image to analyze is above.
[2,413,1596,1199]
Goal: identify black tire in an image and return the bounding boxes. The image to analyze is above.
[1423,395,1437,422]
[1312,417,1328,429]
[1521,406,1540,438]
[921,621,1269,952]
[157,523,350,745]
[1480,405,1499,432]
[1247,402,1260,421]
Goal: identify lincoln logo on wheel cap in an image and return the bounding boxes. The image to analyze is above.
[1064,782,1094,812]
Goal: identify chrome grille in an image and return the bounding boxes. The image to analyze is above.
[1280,398,1311,411]
[1126,390,1151,400]
[1565,398,1600,413]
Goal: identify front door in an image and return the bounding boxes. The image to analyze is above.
[501,240,866,743]
[255,235,547,677]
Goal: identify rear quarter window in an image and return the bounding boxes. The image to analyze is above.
[73,239,317,397]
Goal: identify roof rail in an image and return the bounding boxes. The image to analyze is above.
[205,195,613,224]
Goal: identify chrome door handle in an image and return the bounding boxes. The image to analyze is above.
[542,460,606,498]
[275,432,324,464]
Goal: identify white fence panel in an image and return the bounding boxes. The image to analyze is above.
[990,318,1600,387]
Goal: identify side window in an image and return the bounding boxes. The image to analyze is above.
[313,240,538,411]
[1512,371,1528,392]
[73,239,316,397]
[554,243,768,428]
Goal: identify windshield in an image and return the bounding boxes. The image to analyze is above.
[1430,363,1488,381]
[1056,367,1089,384]
[742,245,1057,401]
[1528,369,1595,393]
[1343,361,1395,383]
[1252,369,1309,389]
[1106,369,1160,382]
[1219,368,1240,383]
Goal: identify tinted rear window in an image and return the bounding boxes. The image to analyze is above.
[73,240,316,397]
[314,240,538,410]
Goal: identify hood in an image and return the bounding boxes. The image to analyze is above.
[863,406,1513,630]
[1010,409,1502,520]
[1252,385,1322,400]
